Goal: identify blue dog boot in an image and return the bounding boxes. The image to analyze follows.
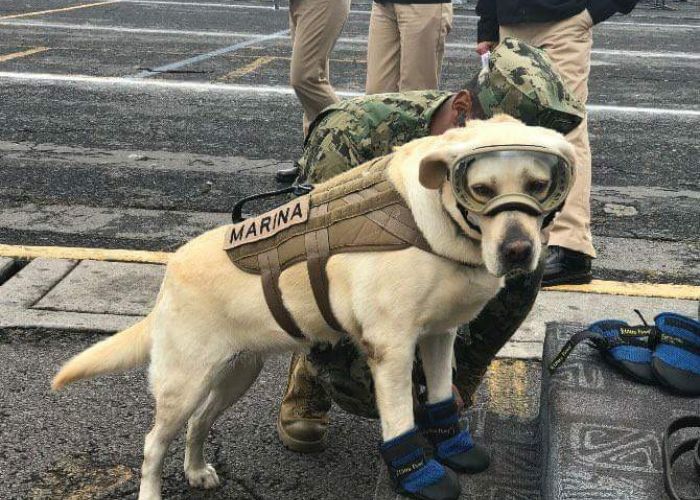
[549,319,655,383]
[379,428,461,500]
[652,313,700,396]
[417,397,490,474]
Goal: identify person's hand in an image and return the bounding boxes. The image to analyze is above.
[475,41,496,55]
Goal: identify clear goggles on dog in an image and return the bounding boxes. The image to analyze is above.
[449,146,574,217]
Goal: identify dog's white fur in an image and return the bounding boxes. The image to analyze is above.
[52,116,575,500]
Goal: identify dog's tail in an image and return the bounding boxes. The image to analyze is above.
[51,316,152,391]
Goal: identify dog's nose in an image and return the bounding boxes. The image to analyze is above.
[501,239,533,265]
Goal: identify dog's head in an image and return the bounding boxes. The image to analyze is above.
[411,115,576,277]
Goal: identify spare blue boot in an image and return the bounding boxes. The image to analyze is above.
[417,397,490,474]
[379,428,461,500]
[653,313,700,397]
[548,318,656,383]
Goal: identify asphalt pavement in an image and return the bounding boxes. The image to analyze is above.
[0,0,698,283]
[0,0,699,498]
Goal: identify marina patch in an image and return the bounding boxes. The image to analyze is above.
[224,197,310,250]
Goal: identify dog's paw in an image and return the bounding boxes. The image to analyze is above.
[186,464,220,489]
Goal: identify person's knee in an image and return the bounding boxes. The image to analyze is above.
[290,64,316,94]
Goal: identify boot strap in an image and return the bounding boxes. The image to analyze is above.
[380,432,432,483]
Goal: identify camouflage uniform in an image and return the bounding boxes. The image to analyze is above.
[299,37,585,417]
[297,90,452,183]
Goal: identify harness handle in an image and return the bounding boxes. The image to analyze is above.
[231,184,314,223]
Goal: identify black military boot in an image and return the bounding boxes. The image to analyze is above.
[542,245,592,286]
[277,353,331,453]
[379,428,461,500]
[416,397,490,474]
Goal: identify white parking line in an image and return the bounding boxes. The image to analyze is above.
[1,71,699,118]
[0,20,258,38]
[4,21,700,61]
[127,29,289,78]
[121,0,700,30]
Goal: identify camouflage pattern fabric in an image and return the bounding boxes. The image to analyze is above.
[475,37,585,134]
[297,90,451,183]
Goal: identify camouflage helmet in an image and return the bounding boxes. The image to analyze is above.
[475,37,585,134]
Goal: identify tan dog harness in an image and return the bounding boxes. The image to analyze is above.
[225,156,435,339]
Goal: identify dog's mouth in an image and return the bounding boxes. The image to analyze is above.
[457,204,481,235]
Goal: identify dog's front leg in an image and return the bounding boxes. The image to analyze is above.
[368,329,461,500]
[417,330,457,404]
[367,337,416,441]
[415,331,491,476]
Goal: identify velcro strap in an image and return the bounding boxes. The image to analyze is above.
[658,333,700,356]
[548,330,608,373]
[380,432,431,481]
[618,325,656,340]
[380,432,431,464]
[422,423,462,444]
[258,249,305,339]
[305,205,345,333]
[662,416,700,500]
[666,316,700,337]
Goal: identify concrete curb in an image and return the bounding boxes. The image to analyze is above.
[1,257,697,361]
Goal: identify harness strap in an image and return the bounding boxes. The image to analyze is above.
[258,249,305,339]
[305,205,345,333]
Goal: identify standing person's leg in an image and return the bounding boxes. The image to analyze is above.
[366,1,401,94]
[289,0,351,136]
[501,11,596,281]
[395,2,453,91]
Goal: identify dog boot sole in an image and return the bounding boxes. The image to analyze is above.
[440,444,491,474]
[394,467,461,500]
[652,358,700,397]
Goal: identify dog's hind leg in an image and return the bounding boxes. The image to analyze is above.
[139,357,213,500]
[418,330,458,404]
[184,351,265,489]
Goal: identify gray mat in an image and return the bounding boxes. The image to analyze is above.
[541,322,700,500]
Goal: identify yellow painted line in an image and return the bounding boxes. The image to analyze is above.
[0,1,121,20]
[218,55,276,81]
[0,244,170,264]
[0,47,49,63]
[0,243,698,300]
[543,279,700,301]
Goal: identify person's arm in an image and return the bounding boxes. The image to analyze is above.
[586,0,640,24]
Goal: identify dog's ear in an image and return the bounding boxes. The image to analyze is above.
[419,152,451,190]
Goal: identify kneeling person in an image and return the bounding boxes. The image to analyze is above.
[278,38,585,453]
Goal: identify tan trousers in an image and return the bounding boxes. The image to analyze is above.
[366,1,453,94]
[501,10,596,257]
[289,0,351,136]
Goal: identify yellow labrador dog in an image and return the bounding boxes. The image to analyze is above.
[52,116,575,500]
